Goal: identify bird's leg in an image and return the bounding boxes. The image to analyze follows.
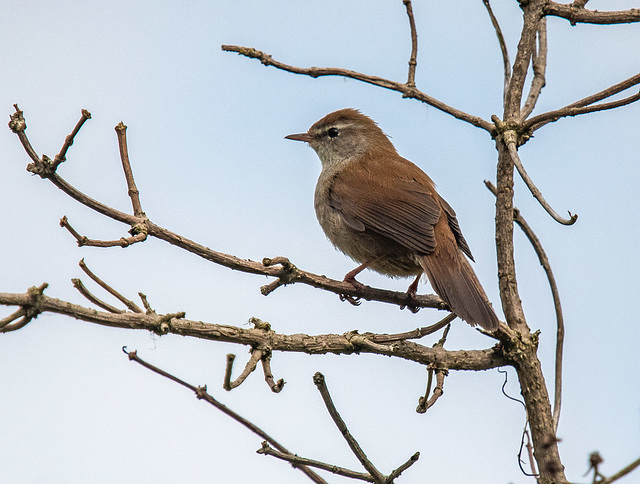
[339,260,377,306]
[343,261,371,292]
[401,274,422,313]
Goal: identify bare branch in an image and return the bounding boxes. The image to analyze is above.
[482,0,511,103]
[520,17,547,120]
[124,348,328,484]
[8,105,40,164]
[221,45,494,133]
[403,0,418,88]
[505,137,578,225]
[485,180,565,432]
[0,286,506,369]
[258,441,374,482]
[78,259,143,313]
[313,372,386,483]
[114,122,145,218]
[387,452,421,482]
[416,324,450,413]
[53,109,91,169]
[544,2,640,25]
[525,88,640,132]
[223,349,262,391]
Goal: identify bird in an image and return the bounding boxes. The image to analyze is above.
[285,108,499,331]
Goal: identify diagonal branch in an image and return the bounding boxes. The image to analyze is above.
[221,45,494,133]
[124,348,328,484]
[78,258,143,313]
[505,137,578,225]
[53,109,91,169]
[544,2,640,25]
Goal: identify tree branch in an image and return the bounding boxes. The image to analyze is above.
[544,3,640,25]
[220,45,494,133]
[124,348,328,484]
[598,456,640,484]
[0,286,507,371]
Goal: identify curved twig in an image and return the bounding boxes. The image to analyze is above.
[71,278,124,314]
[221,45,494,133]
[224,349,262,391]
[78,259,143,313]
[261,351,285,393]
[505,138,578,225]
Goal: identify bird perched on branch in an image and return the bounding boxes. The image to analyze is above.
[286,108,499,331]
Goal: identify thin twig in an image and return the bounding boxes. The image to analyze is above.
[114,122,145,218]
[482,0,511,104]
[78,258,143,313]
[485,179,565,431]
[313,372,386,483]
[387,452,421,482]
[416,324,450,413]
[223,349,263,391]
[520,17,547,120]
[506,138,578,225]
[60,215,148,248]
[258,442,374,482]
[525,89,640,132]
[71,278,124,314]
[53,109,91,169]
[370,313,456,343]
[221,45,494,133]
[123,348,328,484]
[403,0,418,88]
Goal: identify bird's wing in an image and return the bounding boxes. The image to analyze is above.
[437,195,474,261]
[328,156,443,255]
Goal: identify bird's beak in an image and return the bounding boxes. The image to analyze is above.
[285,132,314,143]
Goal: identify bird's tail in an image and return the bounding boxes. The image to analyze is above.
[419,251,499,331]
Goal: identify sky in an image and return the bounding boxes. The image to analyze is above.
[1,1,639,483]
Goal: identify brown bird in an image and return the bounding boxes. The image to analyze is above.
[285,108,499,331]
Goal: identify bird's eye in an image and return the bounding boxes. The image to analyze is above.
[327,127,339,138]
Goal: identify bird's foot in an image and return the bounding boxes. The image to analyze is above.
[400,275,421,313]
[339,273,366,306]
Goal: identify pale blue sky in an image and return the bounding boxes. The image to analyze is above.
[1,2,639,483]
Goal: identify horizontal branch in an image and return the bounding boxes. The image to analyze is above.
[544,3,640,25]
[221,45,494,133]
[0,287,507,371]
